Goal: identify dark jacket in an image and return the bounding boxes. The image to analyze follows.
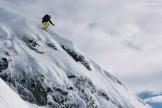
[42,14,54,25]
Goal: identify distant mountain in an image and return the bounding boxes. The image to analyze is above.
[138,91,162,108]
[0,7,151,108]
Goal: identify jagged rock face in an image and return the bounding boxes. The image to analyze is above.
[0,57,103,108]
[0,58,8,72]
[0,58,103,107]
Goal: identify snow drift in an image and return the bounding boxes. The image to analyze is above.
[0,7,151,108]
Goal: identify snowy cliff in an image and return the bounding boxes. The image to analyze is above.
[0,7,151,108]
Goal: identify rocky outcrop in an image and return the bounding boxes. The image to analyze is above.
[61,45,91,71]
[0,58,8,72]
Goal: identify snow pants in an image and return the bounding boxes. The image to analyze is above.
[42,22,50,30]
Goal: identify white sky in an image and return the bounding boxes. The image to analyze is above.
[0,0,162,94]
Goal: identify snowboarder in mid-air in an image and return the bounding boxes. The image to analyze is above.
[42,14,54,30]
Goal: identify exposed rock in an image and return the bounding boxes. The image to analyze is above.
[61,45,91,71]
[47,43,57,50]
[22,37,44,54]
[0,58,8,72]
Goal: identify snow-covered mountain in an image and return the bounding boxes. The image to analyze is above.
[0,7,151,108]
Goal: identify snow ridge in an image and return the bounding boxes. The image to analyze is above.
[0,7,151,108]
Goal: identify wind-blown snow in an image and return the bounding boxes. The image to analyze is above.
[0,6,151,108]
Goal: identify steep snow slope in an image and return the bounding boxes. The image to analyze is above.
[0,78,46,108]
[0,78,30,108]
[0,7,151,108]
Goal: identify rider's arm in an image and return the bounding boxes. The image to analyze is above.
[49,20,54,26]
